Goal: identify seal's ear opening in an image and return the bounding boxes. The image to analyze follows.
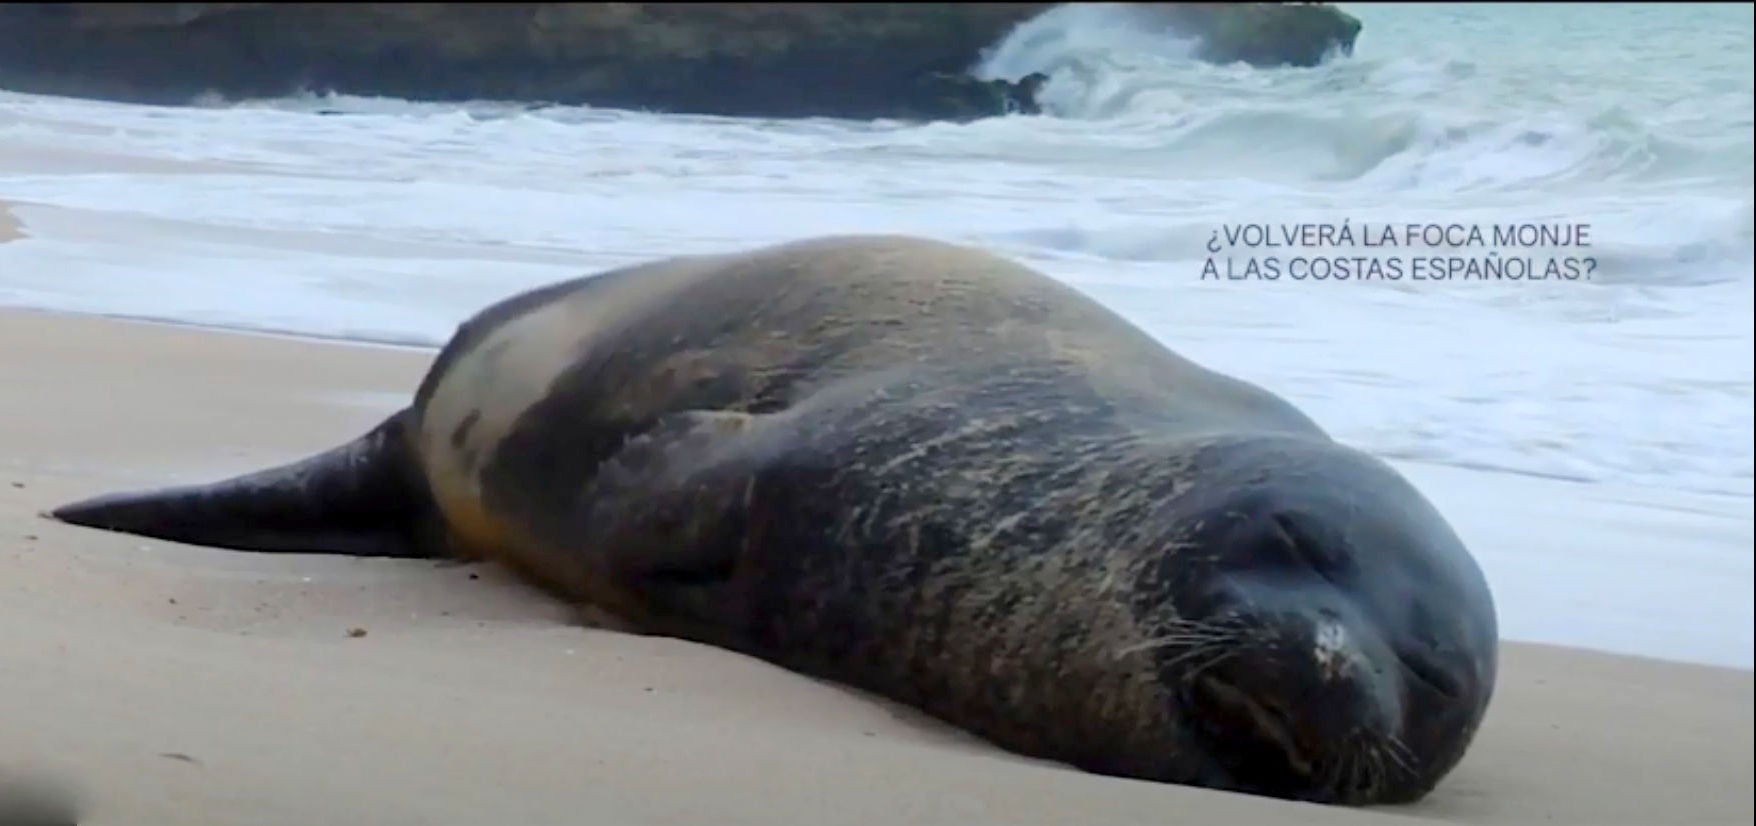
[46,410,444,559]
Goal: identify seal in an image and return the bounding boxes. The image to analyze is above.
[49,235,1498,806]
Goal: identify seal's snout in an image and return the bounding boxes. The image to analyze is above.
[1173,594,1422,805]
[1152,465,1500,805]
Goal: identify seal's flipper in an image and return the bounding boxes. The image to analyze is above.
[576,410,770,627]
[47,411,444,559]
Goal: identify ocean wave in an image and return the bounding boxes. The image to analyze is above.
[186,91,1747,198]
[197,90,566,123]
[128,6,1749,201]
[968,3,1752,192]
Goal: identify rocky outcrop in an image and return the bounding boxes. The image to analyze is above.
[1153,3,1362,68]
[0,3,1361,122]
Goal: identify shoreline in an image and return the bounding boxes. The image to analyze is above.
[2,307,1750,825]
[0,199,23,242]
[3,304,445,354]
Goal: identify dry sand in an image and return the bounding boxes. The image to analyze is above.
[0,308,1750,826]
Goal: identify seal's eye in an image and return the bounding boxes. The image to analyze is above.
[1397,604,1466,700]
[1274,513,1354,586]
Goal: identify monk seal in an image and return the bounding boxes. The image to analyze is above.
[49,234,1498,806]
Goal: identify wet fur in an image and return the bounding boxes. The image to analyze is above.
[50,235,1498,806]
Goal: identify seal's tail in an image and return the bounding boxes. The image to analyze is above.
[46,410,442,559]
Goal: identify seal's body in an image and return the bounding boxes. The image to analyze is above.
[51,235,1499,806]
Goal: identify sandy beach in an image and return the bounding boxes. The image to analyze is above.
[0,306,1749,826]
[7,4,1755,819]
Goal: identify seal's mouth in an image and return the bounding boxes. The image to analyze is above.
[1186,674,1316,790]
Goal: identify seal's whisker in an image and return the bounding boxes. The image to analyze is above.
[1170,616,1253,634]
[1334,738,1362,790]
[1117,638,1210,666]
[1160,642,1240,674]
[1149,628,1235,643]
[1113,630,1238,658]
[1161,615,1246,628]
[1141,629,1229,642]
[1364,744,1385,797]
[1338,731,1384,800]
[1382,735,1419,779]
[1334,748,1362,801]
[1180,649,1236,683]
[1114,637,1208,658]
[1143,625,1237,641]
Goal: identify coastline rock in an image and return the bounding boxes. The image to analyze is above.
[1152,3,1363,67]
[912,72,1050,121]
[0,3,1361,121]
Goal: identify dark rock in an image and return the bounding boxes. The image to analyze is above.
[1149,2,1363,67]
[0,3,1362,121]
[911,71,1050,122]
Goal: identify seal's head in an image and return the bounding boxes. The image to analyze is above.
[1143,435,1498,806]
